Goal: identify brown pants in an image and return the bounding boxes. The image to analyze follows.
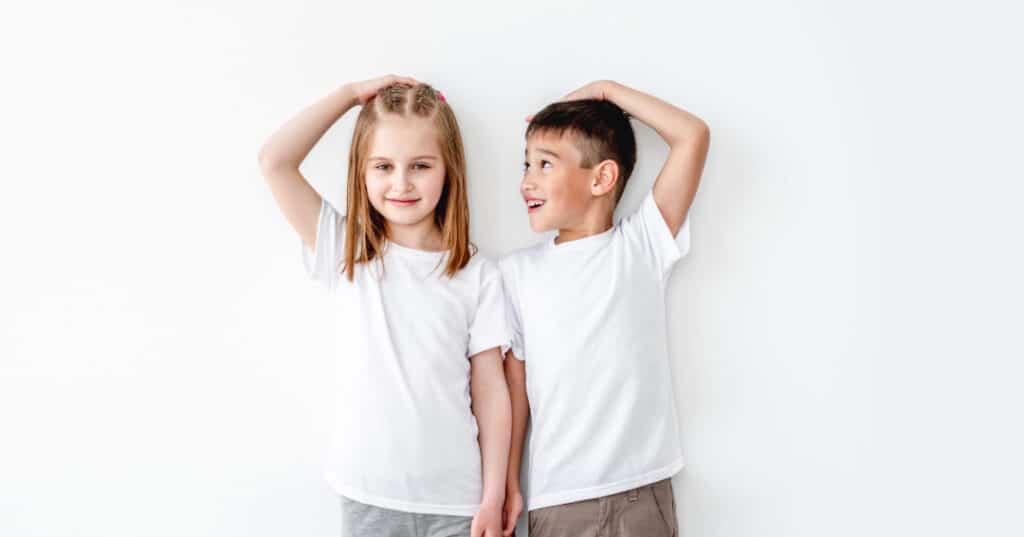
[527,478,678,537]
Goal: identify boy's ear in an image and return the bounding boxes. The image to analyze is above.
[590,159,620,197]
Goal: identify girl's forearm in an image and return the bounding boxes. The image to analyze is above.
[603,81,707,148]
[258,84,360,170]
[473,369,512,506]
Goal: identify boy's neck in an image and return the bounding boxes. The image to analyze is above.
[386,219,444,252]
[554,210,614,245]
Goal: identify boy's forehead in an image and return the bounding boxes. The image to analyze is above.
[525,129,582,158]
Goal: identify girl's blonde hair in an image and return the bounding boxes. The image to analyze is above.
[343,83,472,281]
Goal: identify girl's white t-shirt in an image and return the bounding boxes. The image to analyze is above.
[499,190,692,511]
[301,198,510,516]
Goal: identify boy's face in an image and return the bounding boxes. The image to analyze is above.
[364,115,446,228]
[522,130,595,232]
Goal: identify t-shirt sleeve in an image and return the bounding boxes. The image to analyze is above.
[467,259,512,359]
[620,189,692,278]
[498,257,525,361]
[300,197,345,289]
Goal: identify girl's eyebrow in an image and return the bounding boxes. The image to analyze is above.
[367,156,439,161]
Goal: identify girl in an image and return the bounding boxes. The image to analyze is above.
[258,75,511,537]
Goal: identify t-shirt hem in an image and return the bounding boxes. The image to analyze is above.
[326,474,479,517]
[526,457,685,511]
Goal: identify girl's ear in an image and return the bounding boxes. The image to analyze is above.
[590,159,620,197]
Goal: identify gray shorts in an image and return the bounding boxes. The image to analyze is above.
[340,496,473,537]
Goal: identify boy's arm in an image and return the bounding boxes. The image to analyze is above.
[557,80,711,236]
[470,347,511,534]
[502,352,529,536]
[257,75,418,250]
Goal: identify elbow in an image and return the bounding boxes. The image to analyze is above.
[667,118,710,149]
[689,119,711,147]
[256,145,294,175]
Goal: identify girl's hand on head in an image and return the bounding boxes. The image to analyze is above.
[525,80,617,122]
[349,74,420,105]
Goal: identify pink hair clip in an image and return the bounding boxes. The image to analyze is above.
[437,90,446,103]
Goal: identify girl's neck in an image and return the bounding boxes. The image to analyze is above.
[385,218,444,252]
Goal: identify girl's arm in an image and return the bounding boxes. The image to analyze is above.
[257,75,418,249]
[549,80,710,236]
[502,352,528,536]
[470,347,512,536]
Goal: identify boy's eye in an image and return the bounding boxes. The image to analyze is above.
[541,160,552,169]
[523,162,530,171]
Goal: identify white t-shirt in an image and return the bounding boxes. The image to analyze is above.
[499,190,692,511]
[301,198,510,516]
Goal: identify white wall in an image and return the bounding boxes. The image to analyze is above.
[2,1,1021,536]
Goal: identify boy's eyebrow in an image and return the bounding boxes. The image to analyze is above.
[526,147,560,159]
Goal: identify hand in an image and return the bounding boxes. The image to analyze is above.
[501,489,523,536]
[526,80,617,122]
[472,501,504,537]
[559,79,615,102]
[348,74,420,105]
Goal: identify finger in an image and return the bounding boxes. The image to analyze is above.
[503,508,519,535]
[525,115,534,122]
[560,90,586,102]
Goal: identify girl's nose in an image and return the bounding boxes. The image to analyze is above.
[394,172,413,191]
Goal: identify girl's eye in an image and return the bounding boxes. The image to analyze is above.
[375,163,392,171]
[412,163,431,170]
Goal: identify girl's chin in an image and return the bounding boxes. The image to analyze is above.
[381,211,433,227]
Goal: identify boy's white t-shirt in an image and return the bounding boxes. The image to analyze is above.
[301,198,509,517]
[499,189,692,511]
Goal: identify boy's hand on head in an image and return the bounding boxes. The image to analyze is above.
[348,74,420,105]
[501,488,523,536]
[472,501,504,537]
[559,79,615,102]
[525,80,618,121]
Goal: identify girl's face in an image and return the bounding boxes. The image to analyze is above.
[364,115,446,231]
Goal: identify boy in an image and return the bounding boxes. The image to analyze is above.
[499,80,710,537]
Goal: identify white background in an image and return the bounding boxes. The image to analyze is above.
[2,1,1021,536]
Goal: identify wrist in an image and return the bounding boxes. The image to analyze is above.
[480,492,505,509]
[336,84,361,108]
[506,479,521,495]
[599,79,622,100]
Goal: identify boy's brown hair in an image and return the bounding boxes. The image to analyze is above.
[343,83,472,281]
[526,99,637,203]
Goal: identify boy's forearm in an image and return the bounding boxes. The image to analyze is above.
[505,355,530,494]
[602,80,708,148]
[258,84,360,170]
[472,356,512,506]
